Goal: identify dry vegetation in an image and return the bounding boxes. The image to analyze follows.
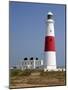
[9,69,66,89]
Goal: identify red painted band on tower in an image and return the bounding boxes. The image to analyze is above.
[44,36,56,51]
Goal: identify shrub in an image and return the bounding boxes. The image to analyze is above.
[10,69,32,77]
[19,69,31,76]
[10,69,22,77]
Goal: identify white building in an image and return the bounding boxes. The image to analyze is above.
[21,57,43,70]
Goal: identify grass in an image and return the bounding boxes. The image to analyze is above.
[9,69,66,89]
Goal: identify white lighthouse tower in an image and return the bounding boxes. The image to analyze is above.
[44,12,56,71]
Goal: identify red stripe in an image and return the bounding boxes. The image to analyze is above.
[44,36,56,51]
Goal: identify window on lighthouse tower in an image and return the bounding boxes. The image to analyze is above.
[50,30,52,32]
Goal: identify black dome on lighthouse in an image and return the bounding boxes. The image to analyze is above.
[47,12,53,19]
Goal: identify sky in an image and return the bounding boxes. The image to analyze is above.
[9,1,66,67]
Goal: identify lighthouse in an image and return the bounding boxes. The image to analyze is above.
[44,12,56,71]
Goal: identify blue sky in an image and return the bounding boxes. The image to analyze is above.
[9,1,66,67]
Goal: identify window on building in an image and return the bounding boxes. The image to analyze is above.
[25,62,26,65]
[36,61,38,65]
[22,62,23,65]
[28,62,30,65]
[40,61,41,65]
[31,62,33,64]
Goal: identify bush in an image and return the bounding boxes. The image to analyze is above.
[10,69,32,77]
[18,69,31,76]
[10,69,22,77]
